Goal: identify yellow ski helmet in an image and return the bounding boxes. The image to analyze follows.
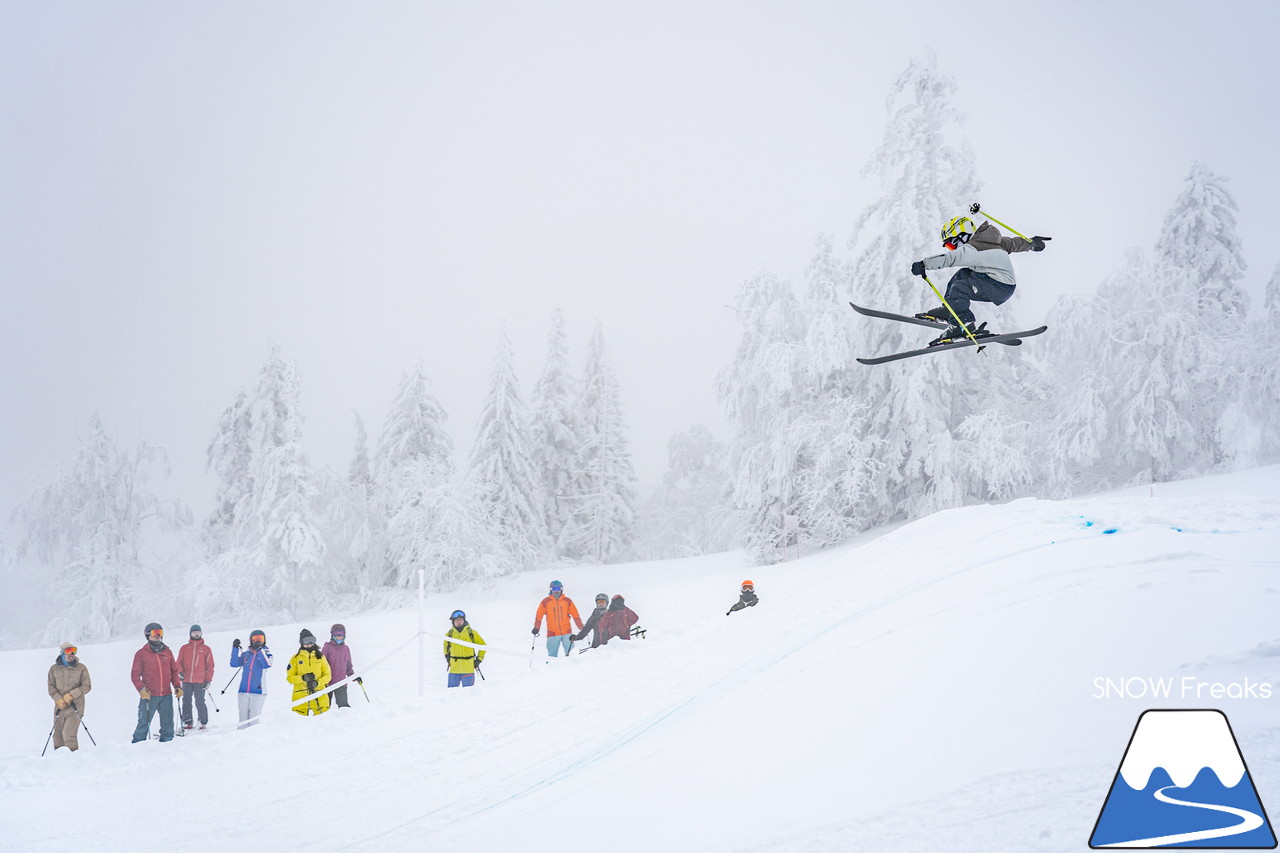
[941,216,976,246]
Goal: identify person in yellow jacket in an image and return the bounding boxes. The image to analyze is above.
[444,610,485,688]
[285,630,331,715]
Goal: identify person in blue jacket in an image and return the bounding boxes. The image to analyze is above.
[230,629,272,728]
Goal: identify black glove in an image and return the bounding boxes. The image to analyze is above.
[911,261,926,277]
[303,673,317,692]
[354,676,362,684]
[233,638,241,649]
[531,628,539,636]
[1031,236,1050,251]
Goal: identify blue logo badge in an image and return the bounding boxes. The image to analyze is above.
[1091,709,1276,848]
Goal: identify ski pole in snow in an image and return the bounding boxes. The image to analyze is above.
[355,677,370,703]
[174,693,185,737]
[528,635,536,670]
[219,670,238,695]
[41,718,56,756]
[80,720,97,746]
[208,689,220,713]
[475,663,485,682]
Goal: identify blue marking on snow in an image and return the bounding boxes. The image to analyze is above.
[1102,528,1118,535]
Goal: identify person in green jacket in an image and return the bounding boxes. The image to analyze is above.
[444,610,485,688]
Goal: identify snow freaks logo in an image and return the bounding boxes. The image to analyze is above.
[1089,710,1277,849]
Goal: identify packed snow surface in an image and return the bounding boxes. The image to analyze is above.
[2,467,1278,852]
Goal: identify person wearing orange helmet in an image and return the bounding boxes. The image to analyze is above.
[726,580,759,616]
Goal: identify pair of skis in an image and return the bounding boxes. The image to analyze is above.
[850,303,1047,365]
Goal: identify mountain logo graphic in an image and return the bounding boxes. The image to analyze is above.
[1090,709,1277,848]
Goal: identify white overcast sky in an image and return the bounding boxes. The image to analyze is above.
[2,1,1278,526]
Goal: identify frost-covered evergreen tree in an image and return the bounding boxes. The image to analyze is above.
[1218,260,1280,468]
[373,364,454,483]
[845,53,1027,519]
[248,346,326,617]
[717,271,806,563]
[1156,161,1249,325]
[384,461,507,591]
[529,308,584,556]
[203,389,254,552]
[13,414,189,643]
[1154,162,1251,469]
[560,323,638,563]
[467,328,549,566]
[636,424,733,559]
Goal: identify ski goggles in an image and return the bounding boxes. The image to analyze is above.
[190,630,202,639]
[62,646,78,655]
[595,597,608,604]
[148,629,164,640]
[331,633,345,640]
[250,633,266,644]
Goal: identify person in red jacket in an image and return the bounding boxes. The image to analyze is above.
[130,622,183,743]
[598,595,640,646]
[177,624,215,730]
[532,580,584,657]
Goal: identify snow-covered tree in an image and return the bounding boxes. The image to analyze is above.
[717,271,806,563]
[383,461,507,591]
[560,323,638,563]
[636,424,733,559]
[844,53,1005,520]
[1156,161,1249,326]
[203,389,254,552]
[467,328,549,566]
[248,346,326,617]
[12,414,189,643]
[529,308,585,556]
[1218,260,1280,469]
[373,364,454,483]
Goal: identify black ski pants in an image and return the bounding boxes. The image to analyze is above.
[943,268,1015,326]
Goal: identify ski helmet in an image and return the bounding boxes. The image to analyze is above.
[450,610,466,621]
[741,580,754,591]
[330,623,346,636]
[941,216,975,246]
[549,580,563,592]
[299,629,317,646]
[595,593,609,604]
[60,641,76,653]
[250,630,266,646]
[144,622,163,639]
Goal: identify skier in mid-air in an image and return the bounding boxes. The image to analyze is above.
[910,214,1048,346]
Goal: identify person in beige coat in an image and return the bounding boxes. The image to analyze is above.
[47,641,92,751]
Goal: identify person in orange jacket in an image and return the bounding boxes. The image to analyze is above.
[532,580,583,657]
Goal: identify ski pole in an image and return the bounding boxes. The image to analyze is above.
[219,670,238,695]
[475,663,485,682]
[41,717,56,756]
[174,692,185,737]
[528,634,536,670]
[80,719,97,746]
[920,274,986,350]
[208,687,220,714]
[355,676,370,703]
[969,202,1028,240]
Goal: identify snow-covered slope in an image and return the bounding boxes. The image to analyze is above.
[2,467,1278,852]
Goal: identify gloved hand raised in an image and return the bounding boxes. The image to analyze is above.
[233,638,241,649]
[911,261,926,277]
[1031,236,1051,251]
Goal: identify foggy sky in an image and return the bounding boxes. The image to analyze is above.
[3,1,1278,532]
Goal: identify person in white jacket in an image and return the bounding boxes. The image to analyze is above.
[910,215,1048,345]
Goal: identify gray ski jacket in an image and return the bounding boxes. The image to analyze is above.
[922,222,1036,286]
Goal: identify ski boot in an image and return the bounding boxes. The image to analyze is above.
[913,308,951,324]
[928,321,993,347]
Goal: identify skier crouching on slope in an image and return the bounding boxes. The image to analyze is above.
[286,630,331,716]
[910,215,1049,346]
[598,595,640,645]
[445,610,486,688]
[571,593,611,649]
[726,580,758,616]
